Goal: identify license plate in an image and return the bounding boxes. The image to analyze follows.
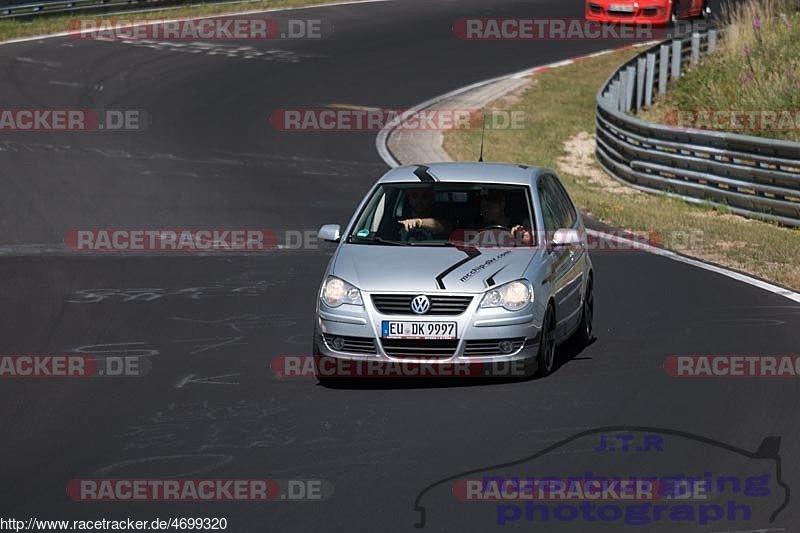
[609,4,634,10]
[381,321,457,340]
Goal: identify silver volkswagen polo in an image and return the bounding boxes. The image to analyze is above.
[313,162,593,380]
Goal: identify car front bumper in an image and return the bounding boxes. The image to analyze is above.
[585,5,671,25]
[314,292,543,377]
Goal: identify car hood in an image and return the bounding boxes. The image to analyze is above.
[331,243,539,293]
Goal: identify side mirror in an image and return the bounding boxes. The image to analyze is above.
[551,228,581,248]
[318,224,341,243]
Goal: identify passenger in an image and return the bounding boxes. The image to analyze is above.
[480,190,533,245]
[397,188,451,235]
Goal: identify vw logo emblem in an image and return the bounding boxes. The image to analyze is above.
[410,295,431,315]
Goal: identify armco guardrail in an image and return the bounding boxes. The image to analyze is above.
[595,30,800,227]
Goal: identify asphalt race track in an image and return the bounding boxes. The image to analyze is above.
[1,0,798,531]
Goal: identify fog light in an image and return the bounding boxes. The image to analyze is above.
[499,340,514,354]
[331,337,345,351]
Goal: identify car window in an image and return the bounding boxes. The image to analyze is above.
[549,176,577,228]
[370,194,386,233]
[537,177,561,232]
[348,182,536,246]
[539,175,575,230]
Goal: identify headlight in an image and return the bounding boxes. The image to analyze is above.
[320,276,363,307]
[480,280,533,311]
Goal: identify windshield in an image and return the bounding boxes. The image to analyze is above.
[347,182,536,247]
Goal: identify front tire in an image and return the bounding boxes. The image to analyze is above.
[535,305,557,377]
[574,276,594,346]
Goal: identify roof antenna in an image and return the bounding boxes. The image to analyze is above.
[478,110,488,162]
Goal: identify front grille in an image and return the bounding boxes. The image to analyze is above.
[463,338,526,357]
[322,334,376,355]
[371,294,473,315]
[381,339,459,358]
[608,9,634,15]
[643,7,658,15]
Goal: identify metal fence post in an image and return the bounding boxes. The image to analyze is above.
[645,53,656,107]
[671,40,682,78]
[617,74,627,112]
[625,66,635,113]
[707,29,717,53]
[636,57,646,111]
[659,44,669,94]
[691,32,700,65]
[610,80,621,110]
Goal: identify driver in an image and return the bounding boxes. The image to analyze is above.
[480,190,532,245]
[398,188,450,235]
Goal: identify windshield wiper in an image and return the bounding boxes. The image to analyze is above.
[347,235,408,246]
[406,241,455,247]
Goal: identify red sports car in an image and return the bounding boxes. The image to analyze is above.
[586,0,710,25]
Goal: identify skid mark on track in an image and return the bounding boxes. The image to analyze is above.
[118,399,297,452]
[72,341,159,358]
[96,38,327,62]
[48,80,103,91]
[695,318,792,327]
[66,280,285,304]
[141,170,200,178]
[284,334,308,345]
[173,336,247,354]
[692,305,800,327]
[14,56,62,69]
[94,454,234,477]
[0,141,385,176]
[174,373,241,388]
[170,313,299,331]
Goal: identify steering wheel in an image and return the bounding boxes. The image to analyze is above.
[481,225,510,231]
[399,226,433,242]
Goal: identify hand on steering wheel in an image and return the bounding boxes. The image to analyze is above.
[481,224,510,231]
[511,224,533,245]
[398,218,423,233]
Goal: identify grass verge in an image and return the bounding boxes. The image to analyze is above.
[0,0,364,42]
[443,47,800,291]
[639,0,800,140]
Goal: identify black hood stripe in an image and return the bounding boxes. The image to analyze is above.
[413,165,436,182]
[485,266,507,287]
[435,247,481,290]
